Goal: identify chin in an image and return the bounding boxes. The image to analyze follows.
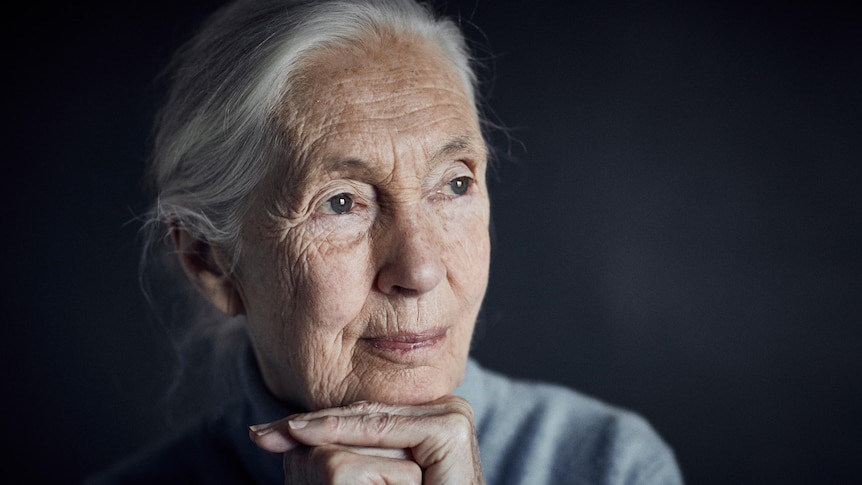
[350,363,465,406]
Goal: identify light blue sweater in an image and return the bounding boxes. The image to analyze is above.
[456,360,683,484]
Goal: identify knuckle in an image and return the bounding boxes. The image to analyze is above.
[451,398,476,422]
[311,446,353,484]
[361,411,395,436]
[318,448,409,485]
[436,395,475,420]
[405,463,423,484]
[441,411,475,446]
[323,457,345,483]
[319,414,343,433]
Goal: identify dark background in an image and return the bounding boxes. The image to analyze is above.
[5,1,860,483]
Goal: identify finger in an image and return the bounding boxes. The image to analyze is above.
[249,424,301,453]
[286,401,475,464]
[284,444,422,485]
[290,400,420,421]
[285,395,470,425]
[250,423,411,459]
[340,445,412,461]
[248,399,431,451]
[252,396,473,455]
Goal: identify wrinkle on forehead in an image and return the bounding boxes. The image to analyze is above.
[282,31,475,146]
[261,32,484,217]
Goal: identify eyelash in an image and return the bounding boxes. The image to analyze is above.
[321,193,354,215]
[316,174,474,216]
[443,176,472,197]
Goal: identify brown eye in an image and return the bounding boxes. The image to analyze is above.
[447,176,471,196]
[327,193,353,214]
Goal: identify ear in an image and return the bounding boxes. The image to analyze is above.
[171,228,246,316]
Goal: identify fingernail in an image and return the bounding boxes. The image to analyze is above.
[249,423,274,435]
[288,419,308,429]
[250,427,300,452]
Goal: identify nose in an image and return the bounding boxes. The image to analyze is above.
[375,209,445,296]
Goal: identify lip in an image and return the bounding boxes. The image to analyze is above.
[361,329,447,353]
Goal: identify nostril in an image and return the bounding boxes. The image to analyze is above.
[390,285,419,297]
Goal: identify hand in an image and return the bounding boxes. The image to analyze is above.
[249,395,484,484]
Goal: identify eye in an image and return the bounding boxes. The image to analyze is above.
[446,176,472,196]
[321,193,354,214]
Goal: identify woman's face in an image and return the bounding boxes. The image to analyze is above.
[234,36,490,411]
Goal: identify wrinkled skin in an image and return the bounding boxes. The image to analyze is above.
[251,396,483,484]
[179,32,490,483]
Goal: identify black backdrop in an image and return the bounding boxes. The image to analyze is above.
[5,1,860,483]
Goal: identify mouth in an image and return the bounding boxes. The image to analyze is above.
[361,328,448,353]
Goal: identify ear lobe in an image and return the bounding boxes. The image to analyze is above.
[171,228,246,316]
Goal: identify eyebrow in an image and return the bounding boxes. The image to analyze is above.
[433,136,474,161]
[321,135,481,174]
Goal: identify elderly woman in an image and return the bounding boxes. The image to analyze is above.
[89,0,682,483]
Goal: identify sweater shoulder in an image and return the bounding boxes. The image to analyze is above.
[462,360,683,484]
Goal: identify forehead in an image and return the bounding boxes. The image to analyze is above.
[280,35,482,170]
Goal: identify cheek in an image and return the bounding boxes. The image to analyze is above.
[441,203,491,300]
[286,224,373,332]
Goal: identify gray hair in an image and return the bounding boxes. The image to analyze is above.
[146,0,479,266]
[140,0,485,415]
